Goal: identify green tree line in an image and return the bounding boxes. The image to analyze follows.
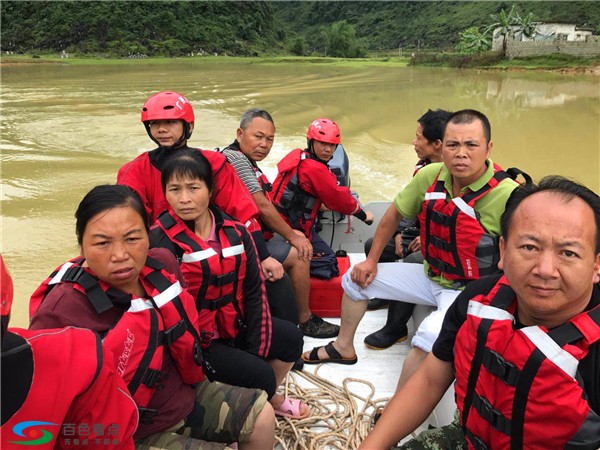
[1,1,599,57]
[1,1,278,56]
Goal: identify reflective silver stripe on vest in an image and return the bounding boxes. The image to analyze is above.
[244,220,253,228]
[153,281,183,308]
[49,262,75,285]
[467,301,514,321]
[520,326,579,378]
[222,244,244,258]
[452,197,477,219]
[182,248,218,263]
[424,192,446,200]
[128,298,154,312]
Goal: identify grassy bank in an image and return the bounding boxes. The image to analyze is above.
[2,52,597,72]
[1,53,412,68]
[409,51,600,72]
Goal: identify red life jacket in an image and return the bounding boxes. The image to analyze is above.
[29,256,205,419]
[418,167,511,287]
[271,148,321,236]
[454,276,600,450]
[156,210,250,341]
[1,327,137,449]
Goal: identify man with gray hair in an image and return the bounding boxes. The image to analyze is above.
[221,109,340,339]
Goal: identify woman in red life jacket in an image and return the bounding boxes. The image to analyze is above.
[28,186,275,449]
[1,253,138,450]
[149,149,309,420]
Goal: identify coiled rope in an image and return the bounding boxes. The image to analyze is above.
[274,365,389,450]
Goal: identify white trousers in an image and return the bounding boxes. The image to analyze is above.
[341,262,460,352]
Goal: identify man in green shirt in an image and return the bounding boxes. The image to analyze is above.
[303,109,519,389]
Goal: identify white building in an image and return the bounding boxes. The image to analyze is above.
[492,23,594,51]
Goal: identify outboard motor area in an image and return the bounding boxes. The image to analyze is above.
[328,144,350,188]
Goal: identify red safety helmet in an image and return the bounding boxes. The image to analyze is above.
[141,91,195,147]
[306,118,341,145]
[141,91,195,124]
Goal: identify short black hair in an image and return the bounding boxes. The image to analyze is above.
[240,109,275,130]
[418,109,452,143]
[75,185,148,246]
[160,148,214,194]
[501,175,600,253]
[443,109,491,144]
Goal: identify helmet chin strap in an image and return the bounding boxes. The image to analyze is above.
[144,122,191,150]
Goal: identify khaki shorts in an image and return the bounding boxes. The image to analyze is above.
[135,380,268,449]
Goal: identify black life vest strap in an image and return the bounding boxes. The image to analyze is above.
[199,294,236,311]
[462,284,515,433]
[61,265,120,314]
[140,368,166,390]
[208,272,236,287]
[460,170,509,205]
[548,304,600,347]
[429,210,452,226]
[472,394,512,436]
[161,320,187,346]
[510,348,545,450]
[145,256,166,271]
[428,235,452,252]
[226,225,246,331]
[481,348,520,386]
[157,210,178,230]
[464,429,490,450]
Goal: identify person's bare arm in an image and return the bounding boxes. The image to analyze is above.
[253,191,312,260]
[359,353,454,449]
[350,204,402,288]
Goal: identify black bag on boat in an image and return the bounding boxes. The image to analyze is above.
[310,252,340,280]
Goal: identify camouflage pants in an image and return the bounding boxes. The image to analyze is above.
[395,412,466,450]
[135,380,268,450]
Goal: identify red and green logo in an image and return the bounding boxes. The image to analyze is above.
[10,421,58,446]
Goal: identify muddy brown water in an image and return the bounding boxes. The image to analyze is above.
[2,60,599,327]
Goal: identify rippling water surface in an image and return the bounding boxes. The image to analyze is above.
[2,60,599,326]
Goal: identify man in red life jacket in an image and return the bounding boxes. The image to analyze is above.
[303,110,519,383]
[0,254,138,449]
[362,176,600,450]
[117,92,281,283]
[364,109,452,350]
[221,109,340,338]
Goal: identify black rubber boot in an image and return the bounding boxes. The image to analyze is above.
[364,301,414,349]
[367,298,389,310]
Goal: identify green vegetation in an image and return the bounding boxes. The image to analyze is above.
[1,1,279,57]
[1,1,599,69]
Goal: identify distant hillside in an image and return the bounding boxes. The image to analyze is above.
[273,1,600,52]
[1,1,598,56]
[0,1,279,56]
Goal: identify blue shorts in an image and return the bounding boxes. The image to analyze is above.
[266,234,292,263]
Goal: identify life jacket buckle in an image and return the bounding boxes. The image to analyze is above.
[163,321,187,346]
[482,349,520,386]
[142,368,167,390]
[62,265,86,283]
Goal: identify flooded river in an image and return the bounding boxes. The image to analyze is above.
[2,59,599,327]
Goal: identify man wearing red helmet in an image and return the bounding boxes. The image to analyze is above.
[271,118,374,337]
[117,92,276,270]
[272,118,374,239]
[1,254,138,449]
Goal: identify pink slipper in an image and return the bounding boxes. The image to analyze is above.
[274,397,310,419]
